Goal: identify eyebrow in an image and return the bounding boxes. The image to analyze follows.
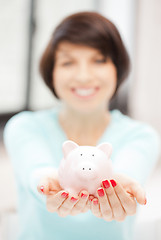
[55,50,104,59]
[55,53,73,61]
[56,52,71,57]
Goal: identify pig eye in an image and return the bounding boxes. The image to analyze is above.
[92,154,94,156]
[80,154,83,156]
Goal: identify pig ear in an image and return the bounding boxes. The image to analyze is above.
[97,142,112,158]
[62,140,79,158]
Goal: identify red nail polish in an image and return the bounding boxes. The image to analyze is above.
[110,179,117,187]
[93,199,98,205]
[144,198,147,205]
[102,180,110,189]
[97,188,104,197]
[61,192,69,198]
[71,197,78,202]
[81,193,88,198]
[89,197,94,202]
[40,186,44,193]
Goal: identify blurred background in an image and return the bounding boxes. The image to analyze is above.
[0,0,161,239]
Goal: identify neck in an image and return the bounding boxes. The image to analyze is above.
[58,105,111,145]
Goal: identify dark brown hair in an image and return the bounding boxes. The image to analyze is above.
[39,11,130,98]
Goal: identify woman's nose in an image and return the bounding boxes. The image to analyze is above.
[75,62,93,83]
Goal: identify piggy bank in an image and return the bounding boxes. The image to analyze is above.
[58,140,113,196]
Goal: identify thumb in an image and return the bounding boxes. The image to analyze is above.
[129,183,146,205]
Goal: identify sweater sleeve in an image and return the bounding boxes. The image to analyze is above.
[112,124,161,185]
[3,111,58,206]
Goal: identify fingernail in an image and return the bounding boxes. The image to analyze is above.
[71,197,78,202]
[89,197,94,202]
[144,198,147,205]
[81,193,88,198]
[93,199,98,205]
[40,186,44,193]
[97,188,105,197]
[102,180,110,189]
[110,179,117,187]
[61,192,69,198]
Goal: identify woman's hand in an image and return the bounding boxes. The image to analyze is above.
[90,174,146,222]
[37,177,90,217]
[47,190,90,217]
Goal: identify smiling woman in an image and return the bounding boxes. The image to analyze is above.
[39,11,130,100]
[4,11,160,240]
[53,42,117,114]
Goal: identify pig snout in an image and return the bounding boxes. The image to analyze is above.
[76,162,98,180]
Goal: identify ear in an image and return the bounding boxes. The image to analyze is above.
[97,142,112,158]
[62,140,79,158]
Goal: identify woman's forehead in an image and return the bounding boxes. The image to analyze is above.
[55,42,103,57]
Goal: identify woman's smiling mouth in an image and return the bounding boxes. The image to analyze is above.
[71,87,99,99]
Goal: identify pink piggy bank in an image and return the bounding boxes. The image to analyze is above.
[58,140,113,196]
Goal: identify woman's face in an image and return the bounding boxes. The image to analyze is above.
[53,41,117,113]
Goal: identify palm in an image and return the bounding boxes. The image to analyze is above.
[114,173,145,204]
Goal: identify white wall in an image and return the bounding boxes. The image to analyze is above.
[129,0,161,136]
[0,0,29,113]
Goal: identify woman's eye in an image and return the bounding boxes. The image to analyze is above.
[62,62,73,66]
[95,59,106,63]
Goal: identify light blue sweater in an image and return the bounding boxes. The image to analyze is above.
[4,108,160,240]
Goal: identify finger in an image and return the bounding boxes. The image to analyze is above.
[102,180,126,221]
[37,185,45,195]
[112,180,137,215]
[57,194,79,217]
[129,182,146,205]
[89,195,95,203]
[70,191,89,215]
[46,190,69,212]
[97,188,113,221]
[91,198,102,218]
[37,177,60,195]
[121,194,136,215]
[37,180,50,195]
[82,198,91,213]
[87,195,95,211]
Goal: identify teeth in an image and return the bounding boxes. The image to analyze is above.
[75,88,96,96]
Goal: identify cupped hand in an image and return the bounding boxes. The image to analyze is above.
[91,174,146,222]
[37,176,90,217]
[45,189,90,217]
[37,175,62,195]
[55,190,90,217]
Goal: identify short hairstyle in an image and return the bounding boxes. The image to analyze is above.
[39,11,130,99]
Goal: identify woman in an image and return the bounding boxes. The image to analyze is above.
[4,12,160,240]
